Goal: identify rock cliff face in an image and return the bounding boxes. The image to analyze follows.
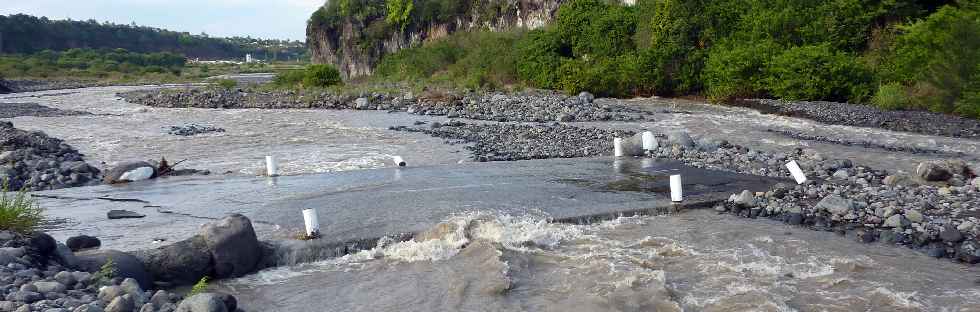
[307,0,565,79]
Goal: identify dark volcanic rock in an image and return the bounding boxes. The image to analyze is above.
[0,103,89,118]
[75,249,153,289]
[200,214,261,279]
[134,236,213,286]
[735,99,980,138]
[0,121,101,190]
[107,210,146,219]
[66,235,102,252]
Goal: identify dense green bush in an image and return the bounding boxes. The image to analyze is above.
[0,48,187,79]
[766,44,873,103]
[557,54,644,97]
[375,31,520,89]
[703,40,780,102]
[515,29,566,89]
[879,2,980,114]
[303,64,343,88]
[215,79,238,90]
[872,82,913,110]
[273,70,306,87]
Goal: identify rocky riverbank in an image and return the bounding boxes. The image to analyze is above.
[395,118,980,263]
[392,121,634,161]
[0,80,109,94]
[735,98,980,139]
[118,88,646,123]
[0,122,101,191]
[0,215,266,312]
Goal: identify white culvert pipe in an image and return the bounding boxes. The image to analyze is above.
[392,156,406,167]
[614,138,624,157]
[302,208,321,238]
[265,156,279,177]
[786,160,807,184]
[670,174,683,202]
[641,131,657,151]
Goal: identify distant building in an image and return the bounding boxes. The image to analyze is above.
[245,54,253,63]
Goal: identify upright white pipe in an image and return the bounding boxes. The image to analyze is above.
[302,208,320,238]
[392,156,406,167]
[670,175,683,202]
[641,131,656,150]
[265,156,279,177]
[786,160,807,184]
[614,138,624,157]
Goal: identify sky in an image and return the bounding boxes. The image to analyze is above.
[0,0,326,41]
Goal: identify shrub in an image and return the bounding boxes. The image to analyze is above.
[880,2,980,113]
[0,184,43,234]
[375,31,520,89]
[215,79,237,90]
[273,70,305,87]
[516,29,566,89]
[93,258,117,286]
[190,276,210,296]
[302,64,343,88]
[703,39,780,102]
[872,82,913,110]
[766,44,873,103]
[557,54,643,97]
[554,0,636,58]
[955,66,980,118]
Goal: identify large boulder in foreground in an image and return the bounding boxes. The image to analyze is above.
[134,236,213,287]
[200,214,261,279]
[103,161,157,184]
[175,293,237,312]
[915,160,971,182]
[75,249,152,289]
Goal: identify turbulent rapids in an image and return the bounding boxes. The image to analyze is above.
[221,211,980,311]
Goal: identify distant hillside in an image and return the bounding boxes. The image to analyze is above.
[0,14,307,61]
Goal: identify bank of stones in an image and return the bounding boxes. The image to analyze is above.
[392,121,634,162]
[0,122,100,191]
[119,88,646,123]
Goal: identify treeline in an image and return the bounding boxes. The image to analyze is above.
[367,0,980,118]
[0,48,186,78]
[0,14,306,61]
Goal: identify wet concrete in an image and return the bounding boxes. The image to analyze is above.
[36,157,787,251]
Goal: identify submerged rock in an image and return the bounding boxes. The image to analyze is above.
[107,210,145,220]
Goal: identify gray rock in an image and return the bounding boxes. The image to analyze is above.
[55,243,79,269]
[148,291,170,309]
[75,250,152,290]
[53,272,76,287]
[103,162,156,184]
[134,236,211,287]
[915,161,953,181]
[107,210,145,220]
[734,190,756,208]
[354,97,369,110]
[940,225,964,243]
[174,293,234,312]
[883,215,910,228]
[0,301,17,312]
[832,170,849,180]
[905,210,924,223]
[32,281,66,294]
[814,195,855,216]
[200,214,260,279]
[139,303,154,312]
[666,131,695,148]
[73,305,104,312]
[8,291,42,303]
[0,151,15,163]
[14,305,28,312]
[98,286,125,303]
[0,250,17,266]
[67,236,101,252]
[119,279,144,304]
[105,294,134,312]
[578,92,594,104]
